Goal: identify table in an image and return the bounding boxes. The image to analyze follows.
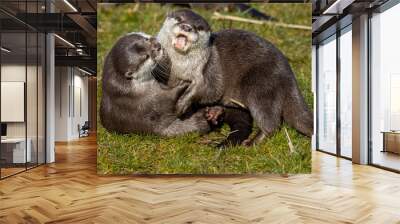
[382,131,400,154]
[1,138,31,163]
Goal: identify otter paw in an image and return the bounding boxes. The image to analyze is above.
[205,106,225,125]
[242,139,254,147]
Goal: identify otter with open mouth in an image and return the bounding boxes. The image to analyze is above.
[157,9,313,145]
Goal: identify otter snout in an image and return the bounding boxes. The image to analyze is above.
[149,38,163,60]
[150,37,162,51]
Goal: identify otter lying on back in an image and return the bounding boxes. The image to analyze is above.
[100,33,213,136]
[157,9,313,144]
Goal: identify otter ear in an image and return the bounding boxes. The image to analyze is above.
[166,11,182,22]
[166,11,174,19]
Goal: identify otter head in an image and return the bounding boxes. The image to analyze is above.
[157,9,211,54]
[112,32,164,82]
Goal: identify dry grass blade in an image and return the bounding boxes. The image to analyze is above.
[284,127,295,153]
[230,98,247,109]
[212,12,312,31]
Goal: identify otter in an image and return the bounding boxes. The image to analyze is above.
[100,32,252,145]
[100,32,214,136]
[157,9,313,145]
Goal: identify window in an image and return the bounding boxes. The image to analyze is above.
[339,26,352,158]
[316,24,353,158]
[317,35,337,154]
[0,1,46,179]
[370,2,400,171]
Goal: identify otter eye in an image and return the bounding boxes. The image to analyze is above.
[175,16,182,22]
[145,55,149,59]
[132,44,145,53]
[125,71,135,80]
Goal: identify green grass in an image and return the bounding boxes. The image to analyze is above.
[97,3,312,174]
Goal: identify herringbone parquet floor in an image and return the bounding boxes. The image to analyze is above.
[1,135,400,224]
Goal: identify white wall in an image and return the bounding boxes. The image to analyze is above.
[1,65,32,138]
[55,66,69,141]
[1,63,46,164]
[54,67,89,141]
[1,65,26,144]
[1,66,25,128]
[71,73,89,138]
[1,82,25,122]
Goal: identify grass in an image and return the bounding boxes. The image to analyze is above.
[97,3,312,174]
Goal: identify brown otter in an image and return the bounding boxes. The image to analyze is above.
[157,9,313,145]
[100,32,253,145]
[100,32,213,136]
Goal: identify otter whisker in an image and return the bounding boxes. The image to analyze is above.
[155,61,170,72]
[151,68,169,79]
[153,66,169,78]
[151,68,169,85]
[155,62,170,76]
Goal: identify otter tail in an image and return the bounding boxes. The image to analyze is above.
[282,84,313,137]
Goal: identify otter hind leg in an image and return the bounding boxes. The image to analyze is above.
[244,97,282,145]
[160,109,211,137]
[242,130,266,146]
[238,69,284,145]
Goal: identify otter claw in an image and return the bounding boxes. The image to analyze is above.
[204,106,224,125]
[242,139,254,147]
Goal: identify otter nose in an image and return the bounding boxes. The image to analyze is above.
[150,38,162,51]
[154,42,161,51]
[179,23,193,32]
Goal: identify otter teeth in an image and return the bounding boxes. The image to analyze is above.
[174,35,187,50]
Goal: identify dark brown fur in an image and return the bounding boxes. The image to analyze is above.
[158,10,313,144]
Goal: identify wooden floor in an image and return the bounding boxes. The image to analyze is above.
[1,167,26,178]
[1,135,400,223]
[372,151,400,171]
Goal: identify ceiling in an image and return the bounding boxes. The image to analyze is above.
[0,0,97,74]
